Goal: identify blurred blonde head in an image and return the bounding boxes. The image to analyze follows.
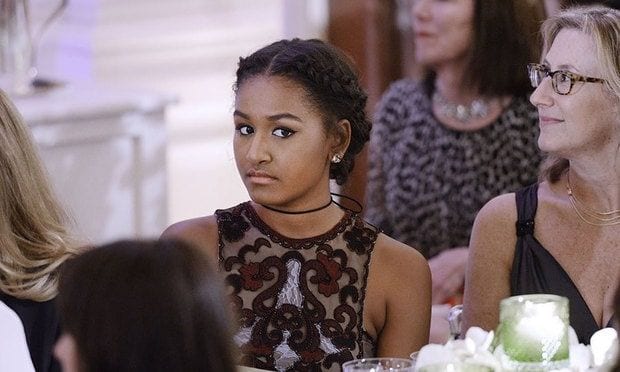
[0,89,77,302]
[538,5,620,182]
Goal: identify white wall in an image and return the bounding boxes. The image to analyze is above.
[32,0,328,225]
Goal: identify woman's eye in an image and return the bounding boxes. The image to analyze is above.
[558,72,572,83]
[273,128,295,138]
[236,125,253,135]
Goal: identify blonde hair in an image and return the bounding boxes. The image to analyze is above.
[538,6,620,183]
[0,90,77,301]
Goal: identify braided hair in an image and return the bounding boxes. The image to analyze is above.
[234,38,370,185]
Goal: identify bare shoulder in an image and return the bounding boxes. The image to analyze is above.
[475,192,518,228]
[161,215,219,262]
[372,234,430,278]
[366,233,432,354]
[470,192,518,259]
[368,233,431,307]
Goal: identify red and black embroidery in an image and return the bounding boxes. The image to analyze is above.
[215,202,378,371]
[343,219,377,255]
[219,207,251,243]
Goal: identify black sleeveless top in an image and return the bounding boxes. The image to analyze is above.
[0,293,61,372]
[511,184,614,344]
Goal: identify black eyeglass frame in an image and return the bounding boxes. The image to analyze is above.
[527,63,606,95]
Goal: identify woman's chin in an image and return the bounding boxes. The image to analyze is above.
[248,194,280,207]
[537,136,561,154]
[537,141,571,159]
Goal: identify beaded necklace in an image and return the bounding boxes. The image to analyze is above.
[432,90,489,123]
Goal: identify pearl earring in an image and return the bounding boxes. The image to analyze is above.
[331,154,342,163]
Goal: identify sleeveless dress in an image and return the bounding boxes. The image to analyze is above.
[0,293,61,372]
[511,184,615,344]
[366,79,541,258]
[216,202,377,371]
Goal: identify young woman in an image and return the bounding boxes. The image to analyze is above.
[463,6,620,344]
[0,89,77,372]
[163,38,432,371]
[54,239,237,372]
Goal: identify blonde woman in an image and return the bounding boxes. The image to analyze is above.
[0,89,77,371]
[464,6,620,344]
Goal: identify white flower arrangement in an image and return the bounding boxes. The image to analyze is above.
[413,327,618,372]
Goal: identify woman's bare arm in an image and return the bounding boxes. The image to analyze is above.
[367,235,432,357]
[462,193,517,333]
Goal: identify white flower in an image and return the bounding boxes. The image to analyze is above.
[569,343,591,372]
[414,327,499,371]
[415,344,459,370]
[413,327,618,372]
[589,328,618,370]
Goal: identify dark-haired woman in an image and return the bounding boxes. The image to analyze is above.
[364,0,545,340]
[163,38,432,371]
[54,239,237,372]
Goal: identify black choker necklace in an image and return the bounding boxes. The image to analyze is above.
[260,198,333,215]
[259,193,363,215]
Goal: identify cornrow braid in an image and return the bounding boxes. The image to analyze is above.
[235,38,371,185]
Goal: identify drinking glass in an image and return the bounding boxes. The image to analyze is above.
[417,362,494,372]
[409,351,419,368]
[342,357,414,372]
[498,294,569,370]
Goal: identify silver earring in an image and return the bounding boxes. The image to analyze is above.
[331,154,342,163]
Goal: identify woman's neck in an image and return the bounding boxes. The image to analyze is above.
[566,160,620,212]
[431,62,510,131]
[434,62,479,103]
[252,201,345,239]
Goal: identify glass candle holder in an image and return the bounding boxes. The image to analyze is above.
[498,294,569,370]
[342,357,414,372]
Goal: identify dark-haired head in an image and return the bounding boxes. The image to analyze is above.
[234,38,370,185]
[471,0,544,96]
[420,0,544,97]
[56,239,236,372]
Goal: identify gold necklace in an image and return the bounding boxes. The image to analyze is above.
[566,172,620,226]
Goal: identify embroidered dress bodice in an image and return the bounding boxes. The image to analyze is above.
[216,202,378,371]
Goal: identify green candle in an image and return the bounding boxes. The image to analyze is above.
[499,295,569,368]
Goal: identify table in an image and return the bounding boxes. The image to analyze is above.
[237,366,274,372]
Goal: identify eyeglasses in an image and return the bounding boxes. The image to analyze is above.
[527,63,605,95]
